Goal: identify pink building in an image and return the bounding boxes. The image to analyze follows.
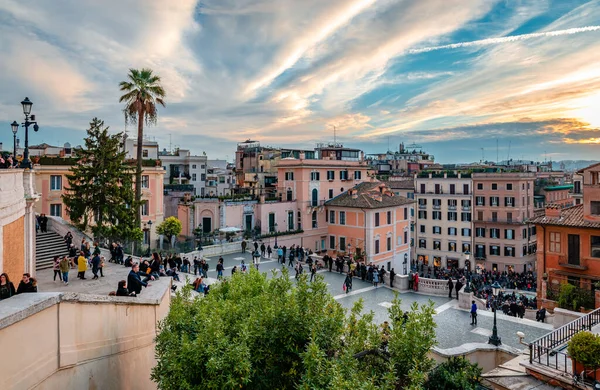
[326,182,413,274]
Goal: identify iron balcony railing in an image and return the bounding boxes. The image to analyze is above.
[529,307,600,383]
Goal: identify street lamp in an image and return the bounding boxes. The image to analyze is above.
[10,121,18,159]
[488,281,502,346]
[403,253,408,275]
[464,251,472,293]
[18,97,40,169]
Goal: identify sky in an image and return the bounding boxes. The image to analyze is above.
[1,0,600,163]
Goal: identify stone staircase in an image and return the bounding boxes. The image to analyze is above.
[36,231,70,270]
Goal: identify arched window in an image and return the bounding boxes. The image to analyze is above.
[286,188,293,201]
[311,188,318,207]
[312,210,318,228]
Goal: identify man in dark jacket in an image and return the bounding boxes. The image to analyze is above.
[91,255,101,280]
[447,277,454,298]
[390,268,396,288]
[128,263,154,295]
[16,273,37,294]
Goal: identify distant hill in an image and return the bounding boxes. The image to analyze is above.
[556,160,599,172]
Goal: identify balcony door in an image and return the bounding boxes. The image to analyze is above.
[568,234,580,266]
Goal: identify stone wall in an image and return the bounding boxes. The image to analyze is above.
[0,278,171,390]
[552,307,584,329]
[431,343,519,374]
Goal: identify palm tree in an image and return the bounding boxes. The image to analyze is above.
[119,68,166,226]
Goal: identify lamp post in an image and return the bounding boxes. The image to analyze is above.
[10,121,18,159]
[488,281,502,346]
[403,253,408,275]
[147,220,153,248]
[18,97,40,169]
[464,251,472,293]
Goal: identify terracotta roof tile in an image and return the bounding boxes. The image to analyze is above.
[387,180,414,190]
[325,182,414,209]
[530,204,600,229]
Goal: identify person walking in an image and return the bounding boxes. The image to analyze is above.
[260,242,266,257]
[288,251,294,267]
[344,272,353,294]
[216,259,224,279]
[267,245,272,259]
[193,256,201,275]
[373,270,379,288]
[390,268,396,288]
[455,278,463,300]
[52,256,62,282]
[59,256,70,285]
[241,240,247,253]
[470,300,478,325]
[99,256,105,277]
[310,264,317,282]
[253,241,258,252]
[77,251,87,279]
[91,254,101,280]
[253,250,261,270]
[277,247,283,264]
[413,273,419,292]
[447,277,454,298]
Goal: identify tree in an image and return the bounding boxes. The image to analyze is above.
[119,68,166,226]
[152,269,438,390]
[424,356,482,390]
[155,216,182,243]
[63,118,142,243]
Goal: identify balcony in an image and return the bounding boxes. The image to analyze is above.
[418,204,427,209]
[447,205,457,210]
[462,206,471,211]
[432,205,441,210]
[557,255,588,270]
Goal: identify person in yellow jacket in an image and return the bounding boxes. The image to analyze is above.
[77,251,87,280]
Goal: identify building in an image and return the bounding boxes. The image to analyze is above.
[325,182,413,273]
[535,184,574,209]
[414,172,473,270]
[472,172,537,273]
[0,169,37,277]
[532,162,600,308]
[159,148,207,196]
[205,160,235,197]
[123,136,159,160]
[367,143,438,174]
[33,158,164,247]
[387,178,415,199]
[570,172,584,205]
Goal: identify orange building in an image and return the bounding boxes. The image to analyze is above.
[532,163,600,309]
[325,182,413,274]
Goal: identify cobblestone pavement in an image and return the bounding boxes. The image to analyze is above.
[37,250,551,349]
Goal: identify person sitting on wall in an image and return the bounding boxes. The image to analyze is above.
[16,273,38,294]
[128,263,154,295]
[0,273,16,300]
[116,280,136,297]
[536,307,546,322]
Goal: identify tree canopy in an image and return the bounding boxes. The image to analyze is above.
[63,118,142,243]
[152,269,439,390]
[155,216,182,241]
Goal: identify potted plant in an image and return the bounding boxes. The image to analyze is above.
[567,331,600,377]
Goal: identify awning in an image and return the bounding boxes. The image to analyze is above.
[551,270,600,281]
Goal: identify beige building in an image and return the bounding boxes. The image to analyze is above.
[414,172,473,270]
[472,172,537,272]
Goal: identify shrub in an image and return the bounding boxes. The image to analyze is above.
[425,356,482,390]
[568,331,600,367]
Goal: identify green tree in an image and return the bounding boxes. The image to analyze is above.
[155,216,182,243]
[63,118,143,243]
[118,68,166,226]
[424,356,482,390]
[152,269,438,390]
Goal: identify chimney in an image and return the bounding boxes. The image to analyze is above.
[360,151,364,162]
[299,152,305,160]
[351,190,358,199]
[544,204,561,218]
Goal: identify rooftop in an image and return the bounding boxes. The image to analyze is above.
[530,204,600,229]
[325,181,413,209]
[387,180,414,190]
[543,184,573,191]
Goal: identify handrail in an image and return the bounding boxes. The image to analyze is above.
[529,307,600,364]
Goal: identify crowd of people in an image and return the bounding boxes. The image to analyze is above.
[0,153,18,169]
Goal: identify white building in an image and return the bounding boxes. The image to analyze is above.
[123,137,159,160]
[206,159,234,196]
[160,148,208,196]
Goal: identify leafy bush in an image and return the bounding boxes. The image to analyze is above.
[568,331,600,367]
[425,356,482,390]
[558,283,595,311]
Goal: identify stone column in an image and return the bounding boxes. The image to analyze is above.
[23,170,39,276]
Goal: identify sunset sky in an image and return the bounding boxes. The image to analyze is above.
[1,0,600,162]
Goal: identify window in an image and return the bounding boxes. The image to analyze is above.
[433,211,442,220]
[591,236,600,258]
[354,171,362,180]
[433,226,441,234]
[419,239,427,249]
[448,242,456,252]
[475,244,486,258]
[420,183,426,193]
[505,197,515,207]
[505,229,514,240]
[435,184,441,194]
[339,211,346,225]
[50,175,62,191]
[591,201,600,215]
[326,170,335,180]
[462,228,471,237]
[433,241,441,250]
[549,232,561,253]
[462,199,471,208]
[448,227,457,236]
[330,236,336,249]
[310,171,320,181]
[340,237,346,251]
[201,174,206,181]
[191,174,197,181]
[507,212,513,223]
[201,165,205,169]
[490,245,500,256]
[311,189,318,207]
[568,234,580,265]
[192,164,197,169]
[491,212,498,222]
[339,170,349,180]
[387,236,392,251]
[507,183,513,190]
[475,196,485,206]
[328,189,334,199]
[219,177,225,184]
[375,239,380,254]
[477,183,483,190]
[404,231,408,245]
[461,212,471,222]
[269,213,276,233]
[387,211,392,224]
[375,213,380,227]
[462,243,471,253]
[490,228,500,239]
[447,199,457,208]
[141,201,149,216]
[463,184,469,194]
[522,228,527,239]
[142,149,149,158]
[490,196,499,206]
[504,246,515,257]
[447,212,457,221]
[329,210,336,224]
[492,183,498,190]
[449,184,455,194]
[476,228,486,237]
[418,198,427,207]
[403,208,407,220]
[418,210,427,219]
[433,198,442,208]
[477,211,483,221]
[298,211,302,230]
[285,172,294,180]
[50,204,62,217]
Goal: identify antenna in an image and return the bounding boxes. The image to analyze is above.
[496,138,499,164]
[507,140,511,161]
[481,147,484,162]
[169,134,172,153]
[387,136,390,153]
[333,125,337,145]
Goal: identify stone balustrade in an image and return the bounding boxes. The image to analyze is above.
[416,277,457,296]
